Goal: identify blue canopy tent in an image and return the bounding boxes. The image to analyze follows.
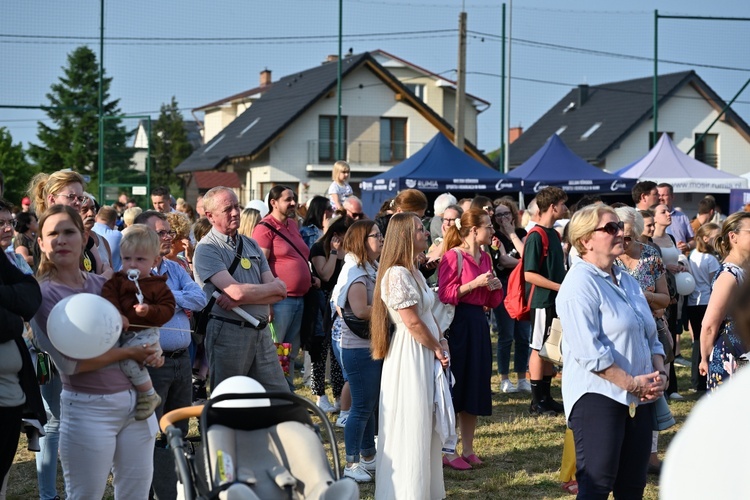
[614,133,747,193]
[359,133,519,216]
[507,134,635,194]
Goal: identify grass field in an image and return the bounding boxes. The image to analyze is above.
[7,336,699,500]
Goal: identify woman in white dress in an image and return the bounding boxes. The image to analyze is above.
[371,212,449,500]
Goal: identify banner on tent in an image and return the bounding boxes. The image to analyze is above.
[729,189,750,213]
[523,178,632,194]
[668,178,748,193]
[361,177,519,192]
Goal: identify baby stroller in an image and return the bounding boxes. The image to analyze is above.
[160,376,359,500]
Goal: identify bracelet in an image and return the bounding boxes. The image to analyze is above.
[330,250,338,255]
[658,370,668,379]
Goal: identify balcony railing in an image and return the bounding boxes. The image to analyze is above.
[308,140,425,165]
[695,153,718,168]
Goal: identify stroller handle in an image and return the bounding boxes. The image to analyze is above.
[160,405,204,433]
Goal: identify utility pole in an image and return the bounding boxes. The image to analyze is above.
[454,10,467,151]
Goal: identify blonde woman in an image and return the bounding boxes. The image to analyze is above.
[699,212,750,390]
[239,207,262,238]
[371,212,448,500]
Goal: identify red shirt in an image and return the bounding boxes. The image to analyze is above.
[252,215,311,296]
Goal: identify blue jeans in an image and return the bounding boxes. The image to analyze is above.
[494,303,531,376]
[341,347,382,463]
[272,296,305,384]
[331,334,348,382]
[36,376,62,500]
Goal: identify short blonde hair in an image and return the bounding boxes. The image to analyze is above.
[569,204,618,256]
[332,160,350,182]
[166,212,191,240]
[123,207,142,227]
[120,224,160,258]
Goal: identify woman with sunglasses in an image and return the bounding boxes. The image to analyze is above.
[557,204,667,498]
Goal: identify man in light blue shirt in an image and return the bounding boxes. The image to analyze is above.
[92,206,123,270]
[658,183,694,254]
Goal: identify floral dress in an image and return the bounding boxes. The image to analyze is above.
[615,243,665,292]
[708,263,747,390]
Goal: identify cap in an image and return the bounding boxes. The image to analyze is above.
[21,197,31,205]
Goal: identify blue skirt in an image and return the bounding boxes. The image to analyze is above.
[447,303,492,416]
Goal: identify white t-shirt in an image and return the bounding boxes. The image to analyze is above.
[687,250,721,306]
[661,368,750,499]
[327,182,353,209]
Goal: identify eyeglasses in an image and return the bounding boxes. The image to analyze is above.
[495,212,512,219]
[442,217,457,224]
[0,219,16,229]
[483,205,493,213]
[349,212,365,220]
[55,193,87,204]
[594,221,624,236]
[156,230,177,239]
[623,236,633,243]
[367,232,383,239]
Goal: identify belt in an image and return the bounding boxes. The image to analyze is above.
[208,314,268,331]
[162,348,188,359]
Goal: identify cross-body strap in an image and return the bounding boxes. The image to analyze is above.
[258,220,313,279]
[203,236,244,312]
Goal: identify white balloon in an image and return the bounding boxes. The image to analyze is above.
[47,293,122,359]
[247,199,269,218]
[675,272,696,296]
[211,376,270,408]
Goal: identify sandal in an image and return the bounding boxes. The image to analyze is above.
[561,480,578,495]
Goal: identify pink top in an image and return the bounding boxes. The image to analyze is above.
[438,248,504,308]
[252,215,311,297]
[33,275,132,395]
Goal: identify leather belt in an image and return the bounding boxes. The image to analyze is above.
[162,348,188,359]
[208,314,268,331]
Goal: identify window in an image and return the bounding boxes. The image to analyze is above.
[405,84,425,100]
[580,122,601,140]
[380,117,407,163]
[694,133,718,167]
[648,131,673,149]
[319,115,347,161]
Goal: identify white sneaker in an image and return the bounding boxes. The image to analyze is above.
[336,410,350,428]
[361,456,376,473]
[332,399,342,413]
[500,379,518,393]
[343,463,372,483]
[517,378,532,393]
[668,392,685,401]
[317,395,336,413]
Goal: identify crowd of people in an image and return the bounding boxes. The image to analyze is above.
[1,161,749,500]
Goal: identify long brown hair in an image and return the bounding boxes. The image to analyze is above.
[694,222,720,255]
[442,208,487,252]
[343,219,377,267]
[371,213,422,359]
[391,189,428,214]
[36,205,85,280]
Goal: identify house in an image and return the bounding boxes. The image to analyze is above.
[508,71,750,176]
[175,51,491,204]
[132,120,203,172]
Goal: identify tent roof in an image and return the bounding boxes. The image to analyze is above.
[361,133,519,193]
[507,134,634,194]
[615,134,747,193]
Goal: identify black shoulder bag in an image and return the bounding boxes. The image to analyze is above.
[193,236,244,339]
[258,221,320,346]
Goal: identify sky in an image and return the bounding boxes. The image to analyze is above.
[2,0,749,161]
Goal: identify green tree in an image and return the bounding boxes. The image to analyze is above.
[151,96,194,194]
[0,127,39,204]
[28,46,134,182]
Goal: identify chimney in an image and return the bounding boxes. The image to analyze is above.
[325,54,338,63]
[260,69,272,87]
[577,84,589,107]
[509,126,523,144]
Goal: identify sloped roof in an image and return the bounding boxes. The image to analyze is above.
[192,171,241,189]
[175,52,489,173]
[508,71,750,167]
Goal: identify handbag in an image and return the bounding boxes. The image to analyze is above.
[539,317,563,366]
[652,395,676,431]
[655,316,675,364]
[341,307,370,339]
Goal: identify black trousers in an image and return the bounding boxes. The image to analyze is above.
[0,404,23,481]
[569,393,653,500]
[687,305,708,391]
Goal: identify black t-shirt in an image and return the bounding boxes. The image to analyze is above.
[310,240,344,293]
[493,227,527,283]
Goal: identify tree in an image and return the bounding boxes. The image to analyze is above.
[28,46,134,181]
[151,96,194,194]
[0,127,39,204]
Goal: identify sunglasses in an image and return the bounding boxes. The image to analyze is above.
[594,221,624,236]
[349,212,365,220]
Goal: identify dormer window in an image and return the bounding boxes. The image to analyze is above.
[563,102,575,114]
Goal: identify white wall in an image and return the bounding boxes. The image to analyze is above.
[603,84,750,175]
